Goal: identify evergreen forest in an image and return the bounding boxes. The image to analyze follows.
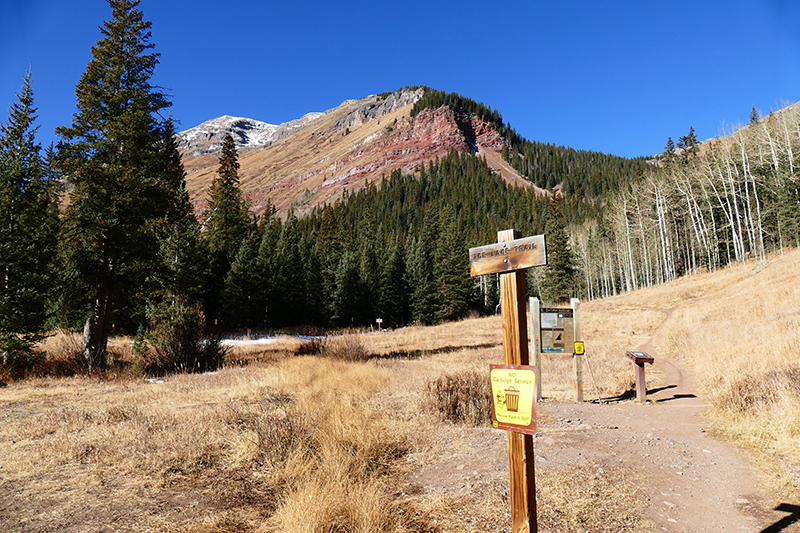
[3,0,800,377]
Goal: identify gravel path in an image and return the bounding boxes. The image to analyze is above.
[405,339,794,531]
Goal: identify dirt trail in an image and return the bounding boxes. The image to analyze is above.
[406,328,795,531]
[539,353,776,531]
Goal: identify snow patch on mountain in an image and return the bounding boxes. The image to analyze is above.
[178,112,324,156]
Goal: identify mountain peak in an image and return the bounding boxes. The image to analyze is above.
[177,112,324,156]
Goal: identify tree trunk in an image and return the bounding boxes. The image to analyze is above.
[82,292,111,372]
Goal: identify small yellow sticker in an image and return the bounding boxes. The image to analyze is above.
[574,341,585,355]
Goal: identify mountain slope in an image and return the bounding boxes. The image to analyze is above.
[179,88,541,217]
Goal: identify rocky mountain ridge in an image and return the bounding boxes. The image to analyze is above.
[177,112,325,156]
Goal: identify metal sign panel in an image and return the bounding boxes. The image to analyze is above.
[540,307,574,353]
[489,364,538,435]
[469,234,546,277]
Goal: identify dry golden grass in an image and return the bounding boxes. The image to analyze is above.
[4,251,800,529]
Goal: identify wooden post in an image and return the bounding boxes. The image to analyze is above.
[626,351,654,403]
[570,298,583,403]
[635,363,647,402]
[528,297,542,401]
[498,229,537,533]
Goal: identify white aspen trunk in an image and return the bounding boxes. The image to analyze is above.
[621,194,637,291]
[633,193,652,287]
[721,155,745,261]
[654,185,671,281]
[706,156,739,263]
[735,137,757,256]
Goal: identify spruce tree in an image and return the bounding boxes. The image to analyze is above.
[378,238,409,328]
[541,198,577,304]
[273,214,307,327]
[203,133,251,259]
[749,105,760,126]
[201,133,251,325]
[56,0,186,370]
[0,71,59,373]
[408,209,439,324]
[433,206,471,322]
[331,250,364,327]
[220,226,263,329]
[663,137,676,169]
[677,126,698,162]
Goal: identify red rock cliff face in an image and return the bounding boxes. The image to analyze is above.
[313,108,510,193]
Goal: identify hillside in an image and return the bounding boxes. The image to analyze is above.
[179,87,545,218]
[178,87,659,218]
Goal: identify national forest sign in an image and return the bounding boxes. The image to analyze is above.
[468,234,547,277]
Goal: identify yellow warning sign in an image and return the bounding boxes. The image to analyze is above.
[490,364,537,435]
[574,341,585,355]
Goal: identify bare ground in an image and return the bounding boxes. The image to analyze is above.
[402,340,799,532]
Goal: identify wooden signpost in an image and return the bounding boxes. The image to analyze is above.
[470,229,546,533]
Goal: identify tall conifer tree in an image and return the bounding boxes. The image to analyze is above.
[57,0,186,369]
[541,198,578,303]
[202,133,251,325]
[0,71,59,372]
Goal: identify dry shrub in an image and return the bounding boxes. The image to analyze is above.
[30,331,87,377]
[228,392,318,469]
[717,366,800,415]
[320,333,370,362]
[294,336,324,355]
[143,301,227,375]
[424,370,492,426]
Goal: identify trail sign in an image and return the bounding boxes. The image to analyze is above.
[470,229,544,533]
[540,307,574,353]
[490,364,538,435]
[469,234,546,277]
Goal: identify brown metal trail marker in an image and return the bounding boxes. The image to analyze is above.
[469,229,546,533]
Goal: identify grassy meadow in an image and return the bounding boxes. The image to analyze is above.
[1,249,799,531]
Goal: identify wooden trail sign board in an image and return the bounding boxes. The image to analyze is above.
[471,229,544,533]
[469,234,546,277]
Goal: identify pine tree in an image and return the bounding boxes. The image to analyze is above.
[151,117,207,304]
[203,133,251,259]
[378,238,409,328]
[220,225,263,329]
[0,71,59,374]
[201,133,251,325]
[677,126,698,162]
[330,250,365,327]
[408,209,439,324]
[56,0,186,370]
[663,137,676,169]
[433,206,471,322]
[273,214,307,327]
[749,105,760,126]
[254,215,283,328]
[541,198,578,304]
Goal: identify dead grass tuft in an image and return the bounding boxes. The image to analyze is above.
[424,370,493,426]
[320,332,371,362]
[228,392,318,469]
[717,366,800,415]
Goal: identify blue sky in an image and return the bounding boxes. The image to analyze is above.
[2,0,799,158]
